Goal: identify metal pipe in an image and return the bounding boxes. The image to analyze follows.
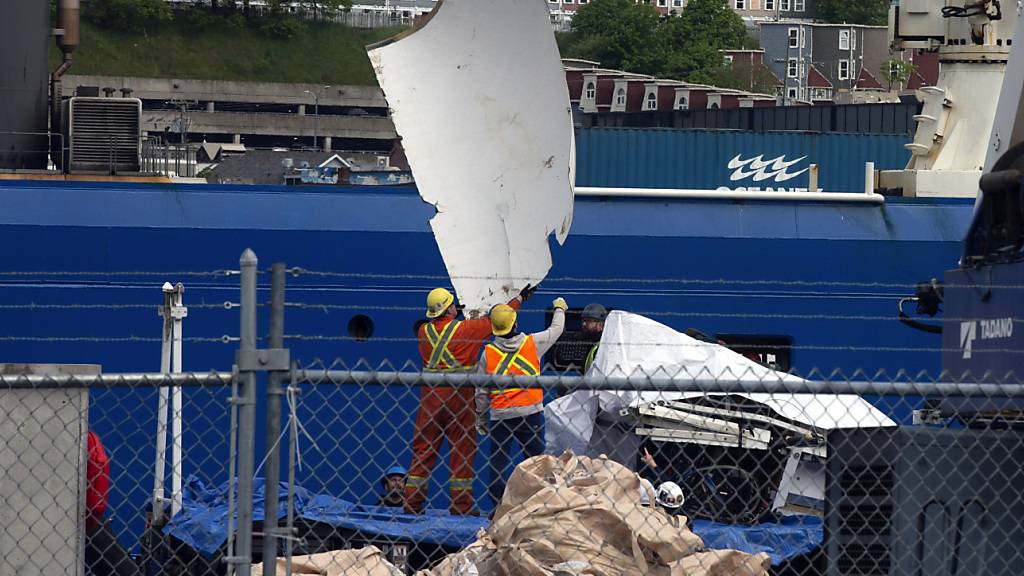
[235,249,258,576]
[171,283,185,517]
[574,186,886,204]
[864,161,876,196]
[262,263,286,576]
[151,284,175,529]
[0,372,230,389]
[290,369,1024,398]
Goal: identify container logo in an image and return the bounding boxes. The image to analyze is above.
[727,154,809,183]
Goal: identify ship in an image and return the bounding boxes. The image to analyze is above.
[0,0,985,559]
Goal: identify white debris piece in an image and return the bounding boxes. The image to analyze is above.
[546,312,896,456]
[368,0,575,315]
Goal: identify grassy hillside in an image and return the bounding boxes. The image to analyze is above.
[50,20,404,85]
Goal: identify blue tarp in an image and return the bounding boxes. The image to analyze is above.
[167,477,820,565]
[693,515,823,565]
[164,476,487,557]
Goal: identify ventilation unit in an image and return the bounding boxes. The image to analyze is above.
[63,97,141,173]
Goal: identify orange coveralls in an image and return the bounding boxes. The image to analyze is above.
[405,298,521,513]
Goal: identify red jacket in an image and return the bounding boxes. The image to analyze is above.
[86,431,110,531]
[418,298,521,369]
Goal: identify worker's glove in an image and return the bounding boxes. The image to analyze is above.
[519,284,538,302]
[552,297,568,311]
[475,413,490,437]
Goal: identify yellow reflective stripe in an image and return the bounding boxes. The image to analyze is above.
[491,347,516,375]
[426,321,462,371]
[424,323,440,346]
[492,347,538,376]
[512,356,539,375]
[405,475,428,488]
[450,477,473,490]
[490,387,526,396]
[424,365,475,373]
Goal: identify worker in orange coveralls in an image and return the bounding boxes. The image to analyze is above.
[404,284,536,515]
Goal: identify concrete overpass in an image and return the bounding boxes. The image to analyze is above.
[63,75,397,149]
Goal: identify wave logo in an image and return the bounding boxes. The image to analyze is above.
[728,154,809,183]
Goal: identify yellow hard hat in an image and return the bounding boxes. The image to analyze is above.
[490,304,517,336]
[425,288,455,318]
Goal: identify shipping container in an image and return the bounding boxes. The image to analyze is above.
[580,101,919,136]
[575,128,911,192]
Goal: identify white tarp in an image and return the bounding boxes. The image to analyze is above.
[368,0,575,315]
[546,312,896,456]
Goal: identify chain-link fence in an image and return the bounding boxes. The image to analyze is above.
[2,250,1022,576]
[0,371,233,576]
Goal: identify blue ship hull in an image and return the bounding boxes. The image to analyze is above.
[0,179,972,548]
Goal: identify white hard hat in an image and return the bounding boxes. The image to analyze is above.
[655,481,684,509]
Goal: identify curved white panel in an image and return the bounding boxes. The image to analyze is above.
[369,0,575,315]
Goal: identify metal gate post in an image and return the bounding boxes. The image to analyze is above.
[262,263,286,576]
[234,249,258,576]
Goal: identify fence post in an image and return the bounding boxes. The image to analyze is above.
[235,249,258,576]
[262,263,286,576]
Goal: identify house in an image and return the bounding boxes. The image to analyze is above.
[729,0,817,31]
[760,22,888,104]
[566,59,778,113]
[720,49,784,95]
[205,150,412,186]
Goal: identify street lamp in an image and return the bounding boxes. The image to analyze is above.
[303,85,332,152]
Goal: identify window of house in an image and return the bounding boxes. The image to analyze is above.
[616,88,626,106]
[839,30,850,50]
[673,0,684,6]
[788,28,799,48]
[735,0,746,9]
[677,96,688,110]
[658,0,668,6]
[645,92,657,110]
[585,82,596,100]
[838,59,850,80]
[724,54,734,64]
[710,102,720,109]
[764,0,775,9]
[794,0,804,11]
[780,0,790,10]
[787,58,798,78]
[787,86,798,99]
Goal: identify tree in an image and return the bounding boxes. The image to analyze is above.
[707,62,780,94]
[84,0,172,33]
[562,0,754,81]
[881,58,918,91]
[816,0,889,26]
[564,0,667,75]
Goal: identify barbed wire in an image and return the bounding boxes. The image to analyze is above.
[0,302,236,311]
[2,268,1019,292]
[0,270,240,278]
[0,335,237,343]
[285,268,1024,290]
[278,302,1004,323]
[280,334,1022,354]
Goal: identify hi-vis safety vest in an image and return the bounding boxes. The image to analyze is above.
[483,336,543,410]
[424,320,470,372]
